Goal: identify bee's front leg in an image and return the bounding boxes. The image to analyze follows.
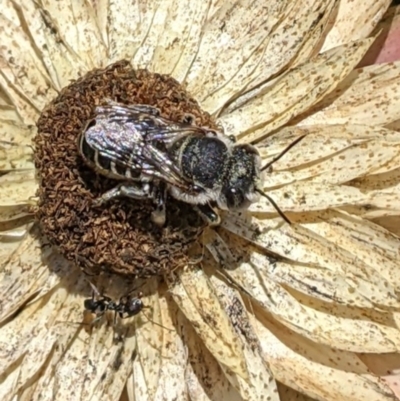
[194,203,221,226]
[92,182,152,206]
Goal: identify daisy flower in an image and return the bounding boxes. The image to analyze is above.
[1,1,400,400]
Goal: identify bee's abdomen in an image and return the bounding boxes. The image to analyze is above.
[78,132,138,180]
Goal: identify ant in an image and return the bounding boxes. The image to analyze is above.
[83,281,172,331]
[84,281,144,325]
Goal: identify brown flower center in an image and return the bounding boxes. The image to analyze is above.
[34,60,217,277]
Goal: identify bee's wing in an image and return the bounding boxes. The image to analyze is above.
[84,104,204,189]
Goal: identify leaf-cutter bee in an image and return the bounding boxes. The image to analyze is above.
[78,100,304,225]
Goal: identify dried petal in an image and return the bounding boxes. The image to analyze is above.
[252,315,397,401]
[37,1,106,69]
[216,222,400,352]
[0,171,36,206]
[195,1,337,115]
[205,265,280,401]
[299,62,400,126]
[220,38,373,141]
[132,282,188,400]
[167,265,249,380]
[322,0,390,51]
[0,227,51,322]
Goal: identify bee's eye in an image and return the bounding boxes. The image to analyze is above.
[191,185,203,194]
[225,187,246,209]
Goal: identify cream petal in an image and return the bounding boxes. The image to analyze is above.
[201,0,337,115]
[348,175,400,217]
[251,314,397,401]
[251,182,388,215]
[0,141,34,172]
[372,216,400,238]
[86,331,136,401]
[185,0,274,101]
[131,342,156,399]
[0,119,36,145]
[0,100,23,125]
[167,264,249,380]
[146,303,188,400]
[0,3,59,123]
[0,205,32,222]
[278,384,319,401]
[132,280,189,401]
[360,353,400,399]
[14,1,92,90]
[0,82,27,126]
[0,230,29,261]
[226,0,336,116]
[0,222,33,242]
[0,170,36,206]
[299,62,400,127]
[131,279,166,400]
[13,333,58,399]
[0,79,39,126]
[209,229,374,308]
[300,210,400,292]
[32,250,73,297]
[0,227,52,323]
[204,264,280,401]
[222,216,400,308]
[148,1,210,81]
[258,125,400,187]
[321,0,390,51]
[36,1,106,71]
[107,0,166,65]
[29,274,136,401]
[0,328,58,401]
[219,38,373,142]
[182,314,243,401]
[89,0,109,49]
[341,207,400,221]
[0,265,77,400]
[251,182,360,214]
[216,221,400,352]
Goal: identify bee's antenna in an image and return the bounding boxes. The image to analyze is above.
[255,189,292,225]
[261,135,306,172]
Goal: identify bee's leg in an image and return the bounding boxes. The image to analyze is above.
[150,184,167,226]
[92,183,151,206]
[194,204,221,226]
[182,113,195,125]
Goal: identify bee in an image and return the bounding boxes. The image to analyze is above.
[78,100,304,226]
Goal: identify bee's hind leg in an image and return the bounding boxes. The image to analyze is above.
[92,183,152,207]
[150,184,167,226]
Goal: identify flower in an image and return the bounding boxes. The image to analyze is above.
[0,1,400,401]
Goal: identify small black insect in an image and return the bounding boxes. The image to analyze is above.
[78,100,304,225]
[84,282,144,325]
[84,282,173,332]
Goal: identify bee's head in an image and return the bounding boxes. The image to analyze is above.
[218,144,261,210]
